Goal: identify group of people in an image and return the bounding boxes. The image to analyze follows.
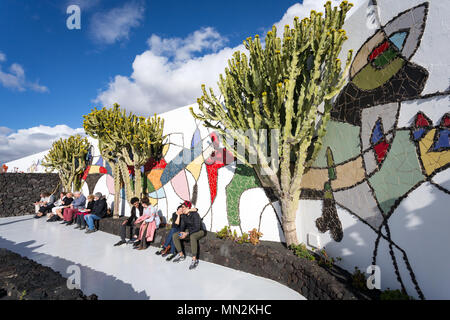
[33,191,108,233]
[113,199,206,270]
[33,190,206,270]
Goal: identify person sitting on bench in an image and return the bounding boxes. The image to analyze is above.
[155,204,183,260]
[84,192,107,234]
[34,192,56,219]
[172,200,206,270]
[133,197,158,250]
[113,197,144,246]
[74,194,95,230]
[47,193,73,222]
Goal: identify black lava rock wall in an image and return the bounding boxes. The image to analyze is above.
[100,217,368,300]
[0,173,61,217]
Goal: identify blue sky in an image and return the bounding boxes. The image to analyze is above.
[0,0,351,163]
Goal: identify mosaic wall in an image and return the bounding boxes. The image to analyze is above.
[8,0,449,300]
[297,0,450,300]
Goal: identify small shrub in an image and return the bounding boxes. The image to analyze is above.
[351,267,367,291]
[380,289,414,300]
[216,226,261,245]
[249,228,263,245]
[317,248,341,269]
[289,243,315,261]
[216,226,233,240]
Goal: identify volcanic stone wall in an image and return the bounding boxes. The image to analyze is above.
[100,217,370,300]
[0,173,61,217]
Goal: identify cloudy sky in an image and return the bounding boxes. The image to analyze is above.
[0,0,362,163]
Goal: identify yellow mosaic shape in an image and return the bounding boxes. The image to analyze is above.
[419,129,450,176]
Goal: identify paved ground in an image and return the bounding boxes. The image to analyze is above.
[0,215,305,300]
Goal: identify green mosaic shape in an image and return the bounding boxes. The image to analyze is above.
[373,48,398,68]
[226,164,261,226]
[313,120,361,167]
[368,130,425,214]
[145,176,155,194]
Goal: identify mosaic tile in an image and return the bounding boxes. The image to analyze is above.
[369,130,425,214]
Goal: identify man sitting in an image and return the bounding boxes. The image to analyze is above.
[155,205,183,260]
[84,192,107,234]
[114,197,144,246]
[62,191,86,225]
[34,192,56,219]
[172,201,206,270]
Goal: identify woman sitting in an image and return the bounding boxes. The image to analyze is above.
[74,194,95,230]
[133,197,159,250]
[47,193,73,222]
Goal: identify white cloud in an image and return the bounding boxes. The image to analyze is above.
[64,0,101,11]
[0,53,49,93]
[95,0,365,116]
[90,1,145,45]
[0,125,84,164]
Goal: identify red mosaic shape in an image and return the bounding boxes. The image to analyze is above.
[415,112,431,127]
[374,140,390,163]
[369,41,389,61]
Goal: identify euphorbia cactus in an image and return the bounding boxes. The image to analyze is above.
[191,1,353,245]
[42,135,91,192]
[83,104,165,205]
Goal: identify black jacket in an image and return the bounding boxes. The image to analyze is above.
[86,200,95,211]
[91,198,107,218]
[126,204,144,224]
[179,210,204,235]
[170,212,181,229]
[63,197,73,206]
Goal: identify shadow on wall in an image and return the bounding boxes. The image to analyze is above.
[0,236,150,300]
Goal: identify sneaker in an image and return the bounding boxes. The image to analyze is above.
[114,240,126,247]
[155,248,165,255]
[60,221,68,224]
[161,251,170,258]
[166,253,177,261]
[172,253,185,263]
[85,229,96,234]
[132,240,141,248]
[79,226,86,230]
[189,259,199,270]
[74,225,81,229]
[66,222,73,226]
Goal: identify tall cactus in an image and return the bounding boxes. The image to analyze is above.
[191,1,353,245]
[42,135,91,192]
[83,104,165,203]
[83,106,125,218]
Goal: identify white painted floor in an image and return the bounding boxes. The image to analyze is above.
[0,215,305,300]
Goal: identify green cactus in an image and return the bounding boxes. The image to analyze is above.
[42,135,91,192]
[190,1,353,245]
[83,104,165,207]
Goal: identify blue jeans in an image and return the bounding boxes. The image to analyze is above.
[84,214,102,230]
[164,227,179,254]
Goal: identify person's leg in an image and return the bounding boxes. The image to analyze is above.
[66,209,76,224]
[171,232,187,262]
[119,224,127,242]
[188,230,205,269]
[79,214,87,229]
[189,230,206,259]
[85,214,94,230]
[138,224,150,249]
